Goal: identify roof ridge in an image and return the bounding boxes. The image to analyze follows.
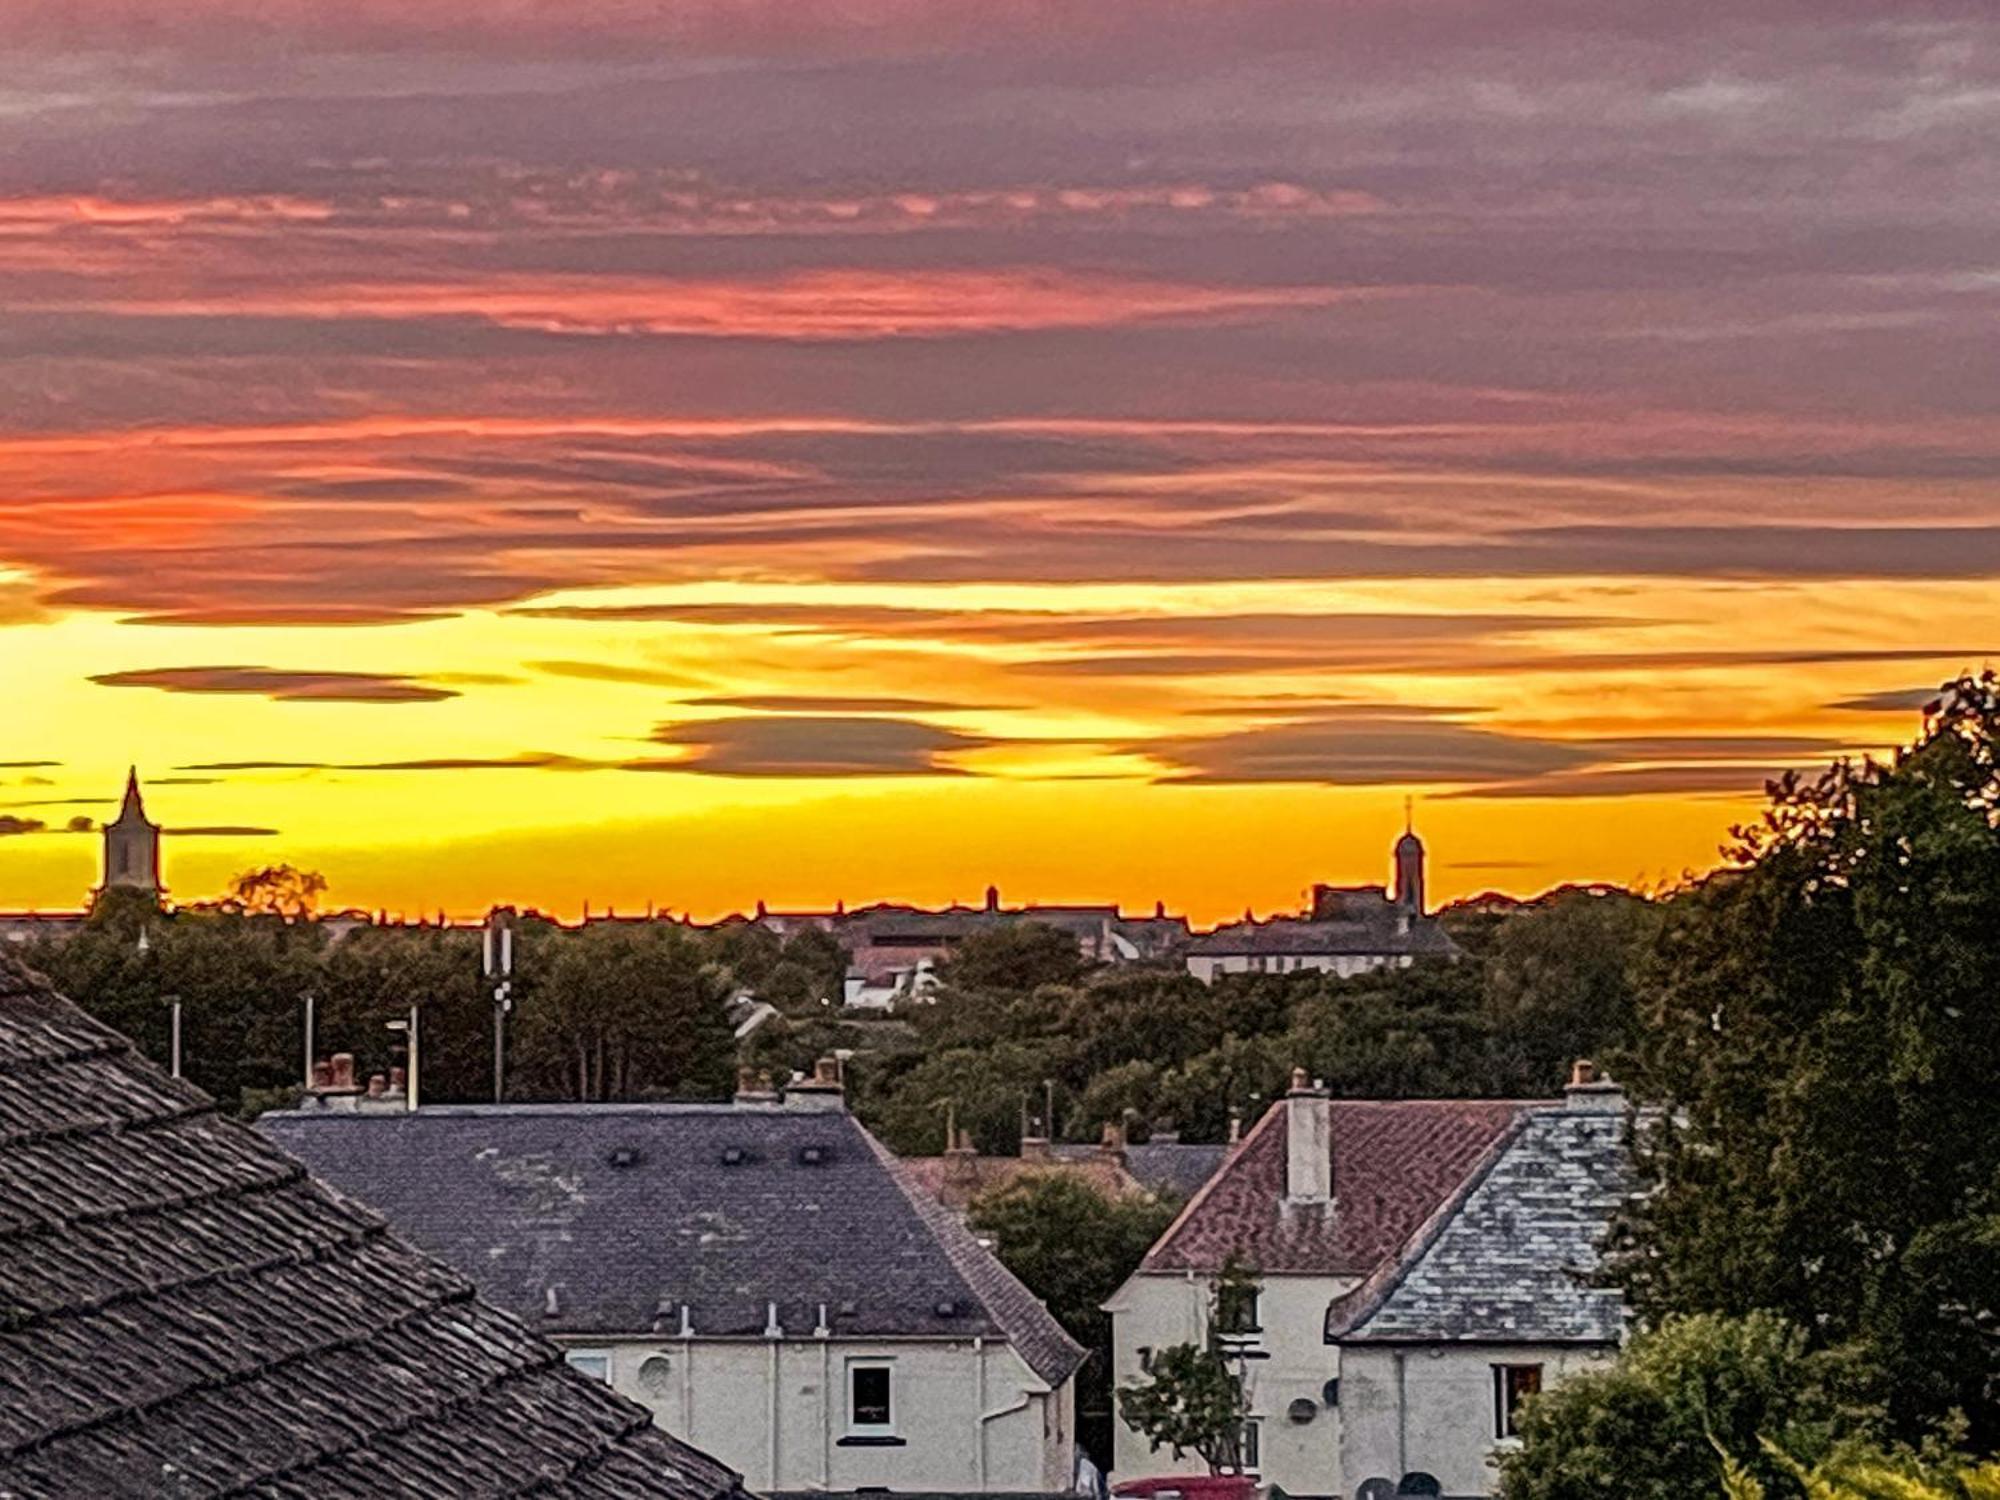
[207,1334,577,1499]
[1322,1106,1534,1341]
[861,1124,1087,1386]
[0,1094,212,1154]
[1138,1106,1273,1272]
[1,1197,385,1338]
[9,1279,482,1463]
[0,1136,308,1248]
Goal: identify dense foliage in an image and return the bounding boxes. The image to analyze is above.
[836,892,1658,1156]
[1611,673,2000,1448]
[1494,1313,1881,1500]
[23,895,835,1112]
[968,1172,1181,1460]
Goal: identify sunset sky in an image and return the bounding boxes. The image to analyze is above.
[2,1,1995,921]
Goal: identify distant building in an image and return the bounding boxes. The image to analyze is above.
[100,766,163,898]
[1,769,162,946]
[1184,827,1458,984]
[0,953,745,1499]
[758,891,1192,1003]
[902,1124,1151,1217]
[1050,1133,1229,1202]
[1105,1066,1632,1499]
[264,1062,1087,1496]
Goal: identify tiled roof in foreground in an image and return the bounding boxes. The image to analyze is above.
[0,955,748,1500]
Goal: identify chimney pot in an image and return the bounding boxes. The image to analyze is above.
[366,1073,386,1098]
[1284,1067,1332,1207]
[330,1053,356,1090]
[310,1059,332,1090]
[1570,1058,1598,1088]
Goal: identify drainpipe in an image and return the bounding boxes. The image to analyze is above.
[818,1303,832,1492]
[680,1306,695,1436]
[1394,1351,1408,1478]
[767,1301,782,1490]
[975,1337,988,1491]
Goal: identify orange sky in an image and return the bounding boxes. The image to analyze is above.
[1,2,1994,921]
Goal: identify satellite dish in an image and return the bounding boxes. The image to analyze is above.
[1356,1481,1397,1500]
[1396,1475,1442,1498]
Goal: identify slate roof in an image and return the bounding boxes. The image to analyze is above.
[1140,1099,1526,1277]
[1185,916,1458,959]
[1325,1099,1632,1345]
[261,1103,1087,1389]
[0,955,746,1500]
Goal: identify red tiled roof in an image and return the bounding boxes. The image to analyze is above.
[1141,1098,1526,1277]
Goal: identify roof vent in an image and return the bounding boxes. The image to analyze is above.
[721,1146,750,1166]
[796,1144,830,1166]
[935,1298,961,1318]
[607,1146,643,1169]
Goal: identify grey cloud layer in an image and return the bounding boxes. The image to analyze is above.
[0,1,1995,626]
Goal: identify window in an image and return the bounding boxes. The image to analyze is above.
[1215,1284,1260,1338]
[850,1361,893,1431]
[1493,1363,1543,1439]
[565,1349,612,1383]
[1235,1419,1261,1473]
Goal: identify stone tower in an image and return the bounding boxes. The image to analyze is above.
[1392,800,1425,915]
[101,768,163,897]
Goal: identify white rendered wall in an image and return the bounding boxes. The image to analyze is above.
[558,1334,1071,1494]
[1336,1344,1614,1497]
[1186,954,1407,985]
[1107,1273,1357,1496]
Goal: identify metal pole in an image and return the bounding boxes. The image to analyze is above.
[169,999,182,1079]
[408,1004,420,1112]
[492,984,507,1103]
[303,992,316,1091]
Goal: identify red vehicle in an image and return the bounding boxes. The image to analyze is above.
[1112,1476,1259,1500]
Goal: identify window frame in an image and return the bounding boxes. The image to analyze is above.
[1492,1362,1544,1440]
[846,1358,896,1437]
[1213,1284,1262,1340]
[564,1348,613,1384]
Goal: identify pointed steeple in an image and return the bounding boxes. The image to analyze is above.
[116,766,150,827]
[101,768,163,897]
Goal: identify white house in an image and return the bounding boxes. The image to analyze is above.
[264,1062,1086,1496]
[1106,1068,1631,1499]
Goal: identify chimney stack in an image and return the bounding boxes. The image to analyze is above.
[735,1067,781,1106]
[786,1055,847,1112]
[1097,1118,1127,1165]
[1284,1067,1332,1207]
[1565,1058,1626,1114]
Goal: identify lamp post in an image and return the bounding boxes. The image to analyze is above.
[386,1005,419,1111]
[137,926,181,1080]
[484,908,515,1103]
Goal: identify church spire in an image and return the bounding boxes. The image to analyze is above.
[101,768,163,898]
[118,766,148,825]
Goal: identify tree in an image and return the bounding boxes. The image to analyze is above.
[226,865,328,920]
[969,1172,1180,1464]
[1611,674,2000,1446]
[512,921,735,1101]
[1495,1313,1881,1500]
[1118,1259,1260,1474]
[1480,888,1660,1093]
[941,922,1089,993]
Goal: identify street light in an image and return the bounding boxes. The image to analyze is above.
[484,908,516,1103]
[385,1005,419,1111]
[137,926,181,1080]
